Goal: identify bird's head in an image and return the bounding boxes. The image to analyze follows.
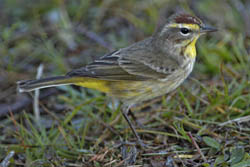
[153,13,217,50]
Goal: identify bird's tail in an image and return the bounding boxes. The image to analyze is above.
[17,76,73,92]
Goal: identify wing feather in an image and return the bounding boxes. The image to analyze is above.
[67,40,180,81]
[67,50,149,80]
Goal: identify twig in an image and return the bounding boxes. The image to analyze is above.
[0,88,61,118]
[187,132,207,162]
[136,129,187,140]
[219,115,250,126]
[104,160,118,166]
[0,151,15,167]
[75,24,112,51]
[33,64,44,124]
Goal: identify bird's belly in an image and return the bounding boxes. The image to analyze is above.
[109,77,186,105]
[110,61,195,105]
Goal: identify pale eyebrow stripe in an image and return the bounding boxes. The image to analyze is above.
[160,23,200,36]
[168,23,200,30]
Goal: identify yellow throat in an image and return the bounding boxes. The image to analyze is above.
[185,37,198,59]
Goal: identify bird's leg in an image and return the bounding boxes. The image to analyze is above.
[128,109,137,122]
[128,109,144,128]
[122,105,145,147]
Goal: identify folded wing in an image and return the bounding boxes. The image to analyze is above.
[67,48,179,81]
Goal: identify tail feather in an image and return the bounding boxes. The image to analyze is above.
[17,76,72,92]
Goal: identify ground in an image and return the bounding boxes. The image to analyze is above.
[0,0,250,166]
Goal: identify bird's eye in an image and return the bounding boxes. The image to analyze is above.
[180,28,190,35]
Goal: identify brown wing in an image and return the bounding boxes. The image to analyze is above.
[67,50,153,80]
[67,40,179,81]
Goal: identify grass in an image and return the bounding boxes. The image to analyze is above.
[0,0,250,166]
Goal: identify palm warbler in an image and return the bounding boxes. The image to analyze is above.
[17,13,216,145]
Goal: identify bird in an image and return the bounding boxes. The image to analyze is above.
[17,13,216,146]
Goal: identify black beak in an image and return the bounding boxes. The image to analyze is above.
[200,26,217,33]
